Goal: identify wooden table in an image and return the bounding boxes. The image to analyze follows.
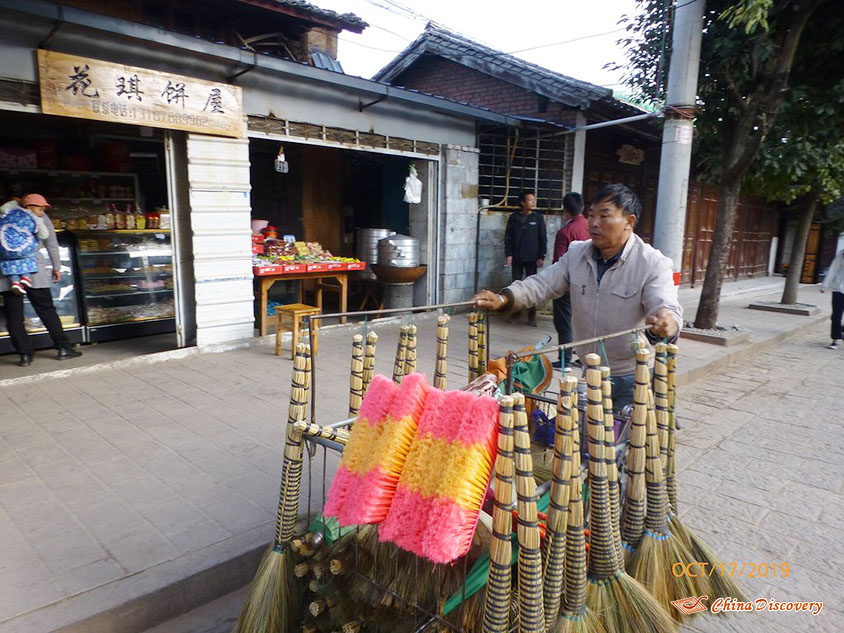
[256,270,349,336]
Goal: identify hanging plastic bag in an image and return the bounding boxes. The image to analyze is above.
[404,164,422,204]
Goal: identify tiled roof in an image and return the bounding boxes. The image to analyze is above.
[373,24,612,110]
[267,0,367,32]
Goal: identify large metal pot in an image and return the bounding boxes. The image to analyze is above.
[377,234,420,267]
[356,228,394,280]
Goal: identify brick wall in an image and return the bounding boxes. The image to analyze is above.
[394,57,579,125]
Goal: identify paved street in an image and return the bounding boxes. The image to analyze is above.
[0,279,840,632]
[678,327,843,633]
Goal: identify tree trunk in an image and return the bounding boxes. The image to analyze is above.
[781,196,818,305]
[694,177,742,329]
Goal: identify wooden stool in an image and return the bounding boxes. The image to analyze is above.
[274,303,320,359]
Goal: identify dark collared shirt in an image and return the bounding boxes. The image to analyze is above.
[592,246,623,286]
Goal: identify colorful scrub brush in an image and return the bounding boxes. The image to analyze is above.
[513,393,546,632]
[543,376,578,626]
[362,331,378,395]
[583,355,677,633]
[380,383,499,563]
[349,334,364,417]
[434,314,450,390]
[621,349,650,560]
[324,373,429,525]
[626,361,701,622]
[482,396,516,633]
[234,343,311,633]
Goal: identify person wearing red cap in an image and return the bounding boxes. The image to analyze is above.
[1,193,82,367]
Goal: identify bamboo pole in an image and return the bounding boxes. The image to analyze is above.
[362,331,378,395]
[293,421,350,446]
[349,334,364,417]
[482,396,516,633]
[434,314,450,390]
[513,393,545,633]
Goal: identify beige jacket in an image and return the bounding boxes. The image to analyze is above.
[505,233,683,376]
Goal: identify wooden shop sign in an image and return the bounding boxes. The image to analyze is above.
[37,50,243,138]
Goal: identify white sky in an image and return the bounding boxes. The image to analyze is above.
[314,0,641,95]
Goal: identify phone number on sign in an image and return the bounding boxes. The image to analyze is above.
[672,562,790,578]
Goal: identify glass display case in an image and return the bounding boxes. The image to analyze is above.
[74,230,176,342]
[0,235,83,353]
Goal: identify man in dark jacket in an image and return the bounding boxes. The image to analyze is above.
[504,190,546,326]
[551,192,590,368]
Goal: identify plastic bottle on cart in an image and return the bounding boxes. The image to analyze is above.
[105,205,115,229]
[125,204,136,229]
[115,204,126,229]
[135,207,146,229]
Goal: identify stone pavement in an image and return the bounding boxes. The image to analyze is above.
[0,278,840,632]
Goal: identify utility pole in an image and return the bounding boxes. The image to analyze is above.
[652,0,705,283]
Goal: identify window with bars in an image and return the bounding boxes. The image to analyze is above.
[478,126,572,211]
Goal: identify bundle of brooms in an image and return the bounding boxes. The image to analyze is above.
[582,354,677,633]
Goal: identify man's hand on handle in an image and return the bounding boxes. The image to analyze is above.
[537,258,544,268]
[506,256,513,267]
[646,308,678,339]
[474,289,507,312]
[52,270,61,283]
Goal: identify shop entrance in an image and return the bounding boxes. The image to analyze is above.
[248,137,435,328]
[0,110,185,363]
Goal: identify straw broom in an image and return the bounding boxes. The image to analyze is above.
[468,312,480,381]
[513,393,546,633]
[349,334,364,417]
[477,311,488,374]
[362,331,378,395]
[393,325,409,384]
[482,396,516,633]
[662,344,748,604]
[599,365,625,572]
[554,415,606,633]
[665,344,678,513]
[543,376,577,626]
[403,324,418,375]
[653,344,670,474]
[626,373,700,622]
[434,314,450,390]
[234,343,311,633]
[621,350,650,561]
[583,355,676,633]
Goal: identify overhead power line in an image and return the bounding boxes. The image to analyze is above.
[506,27,627,55]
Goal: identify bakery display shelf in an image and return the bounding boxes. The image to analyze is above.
[78,249,172,257]
[73,229,171,234]
[89,314,175,326]
[0,324,82,337]
[0,167,136,177]
[83,272,172,279]
[50,197,136,202]
[85,289,174,298]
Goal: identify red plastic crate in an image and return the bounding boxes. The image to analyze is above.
[345,261,366,271]
[325,261,345,271]
[282,263,307,274]
[251,234,265,244]
[253,264,285,276]
[306,262,329,272]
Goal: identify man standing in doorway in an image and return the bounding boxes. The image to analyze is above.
[551,192,589,369]
[504,190,546,326]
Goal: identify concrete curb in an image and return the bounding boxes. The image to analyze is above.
[675,312,828,388]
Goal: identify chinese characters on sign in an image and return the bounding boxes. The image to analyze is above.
[38,50,243,138]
